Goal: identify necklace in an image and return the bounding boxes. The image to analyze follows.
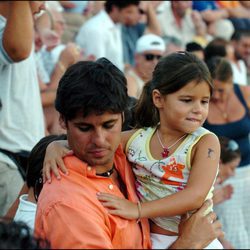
[96,165,115,177]
[213,102,229,121]
[157,129,187,158]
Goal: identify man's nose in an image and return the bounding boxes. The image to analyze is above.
[91,129,105,146]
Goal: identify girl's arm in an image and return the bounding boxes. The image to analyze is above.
[43,129,138,182]
[42,139,73,183]
[97,133,220,220]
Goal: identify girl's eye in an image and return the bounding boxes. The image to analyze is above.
[181,99,191,103]
[202,100,209,104]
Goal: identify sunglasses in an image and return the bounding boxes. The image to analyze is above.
[143,54,162,61]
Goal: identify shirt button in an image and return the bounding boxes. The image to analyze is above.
[108,184,113,190]
[87,167,92,171]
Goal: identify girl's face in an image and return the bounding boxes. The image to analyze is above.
[153,80,211,134]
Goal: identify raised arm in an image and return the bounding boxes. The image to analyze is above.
[97,133,220,220]
[2,2,40,62]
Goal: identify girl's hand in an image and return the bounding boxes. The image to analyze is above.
[42,140,73,183]
[96,193,139,220]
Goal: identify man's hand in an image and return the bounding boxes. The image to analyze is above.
[170,200,224,249]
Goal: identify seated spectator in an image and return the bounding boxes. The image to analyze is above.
[13,135,66,232]
[231,30,250,80]
[122,1,162,67]
[218,136,241,184]
[157,1,207,49]
[76,1,142,72]
[204,37,248,85]
[125,33,165,98]
[186,41,204,60]
[192,1,234,40]
[217,0,250,32]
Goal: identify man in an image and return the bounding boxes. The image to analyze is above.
[35,58,223,248]
[125,33,165,98]
[231,30,250,79]
[0,1,45,216]
[157,1,207,49]
[75,1,140,71]
[122,1,162,67]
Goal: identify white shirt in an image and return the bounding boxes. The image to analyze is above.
[231,60,248,86]
[14,194,37,232]
[75,10,124,71]
[157,4,197,49]
[0,15,45,156]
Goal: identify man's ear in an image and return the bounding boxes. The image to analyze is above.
[59,115,67,130]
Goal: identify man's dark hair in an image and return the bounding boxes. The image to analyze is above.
[231,30,250,41]
[0,219,49,249]
[26,134,67,201]
[204,37,228,63]
[55,58,128,122]
[105,0,140,13]
[186,42,204,53]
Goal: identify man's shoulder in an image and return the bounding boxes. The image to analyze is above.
[81,10,109,30]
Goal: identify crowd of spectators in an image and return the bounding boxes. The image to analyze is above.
[0,1,250,249]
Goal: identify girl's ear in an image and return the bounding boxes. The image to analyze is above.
[152,89,164,109]
[59,115,67,130]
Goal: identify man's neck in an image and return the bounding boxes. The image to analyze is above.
[108,11,119,24]
[172,7,182,28]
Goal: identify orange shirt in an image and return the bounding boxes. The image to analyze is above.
[35,144,151,249]
[216,1,240,8]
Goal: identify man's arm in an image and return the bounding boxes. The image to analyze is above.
[2,2,34,62]
[142,2,162,36]
[170,200,224,249]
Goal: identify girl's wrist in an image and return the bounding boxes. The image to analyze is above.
[136,201,142,223]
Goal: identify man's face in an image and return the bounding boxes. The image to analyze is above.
[172,1,192,18]
[234,35,250,61]
[135,49,163,81]
[61,112,122,169]
[118,5,140,26]
[51,10,66,39]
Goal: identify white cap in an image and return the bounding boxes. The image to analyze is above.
[135,34,165,54]
[214,19,235,41]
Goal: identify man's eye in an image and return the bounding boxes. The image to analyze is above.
[78,127,90,132]
[104,123,115,129]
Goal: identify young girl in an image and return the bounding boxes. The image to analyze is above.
[43,52,222,249]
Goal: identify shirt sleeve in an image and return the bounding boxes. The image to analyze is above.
[39,202,114,249]
[0,27,14,65]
